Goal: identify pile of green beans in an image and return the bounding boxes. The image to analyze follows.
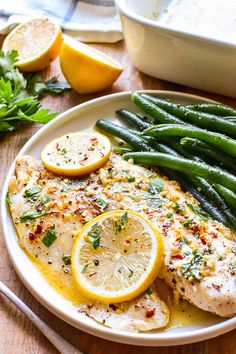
[96,92,236,231]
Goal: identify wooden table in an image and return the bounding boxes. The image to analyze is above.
[0,40,235,354]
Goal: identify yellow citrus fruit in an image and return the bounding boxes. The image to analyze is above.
[41,131,111,176]
[2,17,62,72]
[59,38,123,94]
[72,210,164,303]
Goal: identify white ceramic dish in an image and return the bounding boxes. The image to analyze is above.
[1,91,236,346]
[116,0,236,98]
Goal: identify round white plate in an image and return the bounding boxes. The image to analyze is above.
[1,91,236,346]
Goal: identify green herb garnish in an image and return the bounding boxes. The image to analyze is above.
[25,185,41,202]
[96,195,109,210]
[173,202,185,213]
[42,226,57,247]
[87,223,101,249]
[20,210,52,222]
[231,247,236,255]
[40,196,51,205]
[181,250,204,282]
[5,192,11,205]
[81,264,88,273]
[62,255,71,265]
[0,50,70,138]
[128,268,134,278]
[146,288,153,296]
[115,211,128,234]
[187,203,209,221]
[26,74,71,96]
[167,212,173,219]
[148,178,164,195]
[128,176,136,182]
[183,218,193,227]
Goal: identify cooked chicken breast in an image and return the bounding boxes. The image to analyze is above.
[8,153,236,323]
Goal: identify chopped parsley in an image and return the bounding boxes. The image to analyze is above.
[25,185,41,202]
[81,264,88,273]
[187,203,209,221]
[172,202,185,213]
[128,176,136,182]
[62,255,71,265]
[183,218,193,227]
[128,268,134,278]
[5,192,11,205]
[167,212,173,219]
[232,246,236,255]
[110,182,124,193]
[148,178,164,195]
[96,195,109,210]
[40,196,51,205]
[181,250,204,282]
[20,210,52,222]
[146,288,153,296]
[42,226,57,247]
[115,211,128,234]
[87,223,101,249]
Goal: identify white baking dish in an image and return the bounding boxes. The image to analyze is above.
[116,0,236,98]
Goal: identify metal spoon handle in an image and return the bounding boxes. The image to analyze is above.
[0,281,83,354]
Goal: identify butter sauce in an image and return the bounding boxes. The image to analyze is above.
[34,259,219,331]
[155,0,236,44]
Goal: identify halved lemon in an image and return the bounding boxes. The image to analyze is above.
[2,17,62,72]
[59,38,123,94]
[41,131,111,176]
[72,210,164,303]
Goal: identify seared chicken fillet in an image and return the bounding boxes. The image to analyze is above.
[8,153,236,326]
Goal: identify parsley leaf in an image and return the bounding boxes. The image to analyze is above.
[148,178,164,195]
[115,211,128,234]
[187,203,209,221]
[20,210,52,222]
[25,185,41,202]
[62,255,71,265]
[5,192,11,205]
[26,74,71,96]
[87,223,101,249]
[42,226,57,247]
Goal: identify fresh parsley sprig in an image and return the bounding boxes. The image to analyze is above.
[0,50,71,137]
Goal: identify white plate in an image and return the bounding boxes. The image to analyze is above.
[1,91,236,346]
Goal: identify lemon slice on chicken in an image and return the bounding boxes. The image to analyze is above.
[72,210,164,303]
[41,132,111,176]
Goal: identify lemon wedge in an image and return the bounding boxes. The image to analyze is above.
[59,38,123,94]
[2,17,62,72]
[72,210,164,303]
[41,131,111,176]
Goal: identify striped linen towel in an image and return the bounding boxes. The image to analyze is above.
[0,0,123,43]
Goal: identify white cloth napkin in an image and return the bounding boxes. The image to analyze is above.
[0,0,123,43]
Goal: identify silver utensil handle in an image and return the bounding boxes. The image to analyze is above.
[0,281,83,354]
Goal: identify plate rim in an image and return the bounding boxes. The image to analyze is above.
[1,90,236,346]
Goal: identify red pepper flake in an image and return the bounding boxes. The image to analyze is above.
[200,237,207,245]
[190,224,200,233]
[210,232,218,239]
[171,253,184,260]
[145,307,156,318]
[74,208,85,215]
[212,283,221,291]
[93,209,100,216]
[35,224,43,235]
[28,232,35,241]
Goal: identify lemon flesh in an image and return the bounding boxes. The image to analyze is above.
[3,17,62,71]
[41,131,111,176]
[59,38,123,94]
[72,210,164,303]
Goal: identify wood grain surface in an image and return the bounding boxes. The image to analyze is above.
[0,40,235,354]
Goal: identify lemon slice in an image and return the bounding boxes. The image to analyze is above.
[41,131,111,176]
[59,38,123,94]
[2,17,62,72]
[72,210,164,303]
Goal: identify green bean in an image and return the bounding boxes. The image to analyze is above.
[95,119,153,152]
[141,94,236,137]
[123,152,236,192]
[180,137,236,174]
[214,185,236,213]
[156,143,235,228]
[144,124,236,158]
[186,103,236,117]
[116,109,152,131]
[158,168,228,224]
[131,92,187,125]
